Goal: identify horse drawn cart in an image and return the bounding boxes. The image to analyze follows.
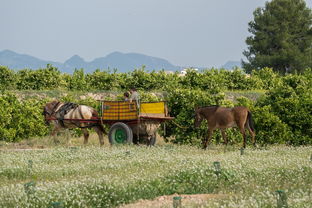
[100,101,174,145]
[44,100,173,145]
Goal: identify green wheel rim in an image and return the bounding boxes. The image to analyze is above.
[114,129,127,143]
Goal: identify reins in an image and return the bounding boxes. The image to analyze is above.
[170,119,189,129]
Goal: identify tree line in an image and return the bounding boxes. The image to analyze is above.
[1,65,310,92]
[0,65,311,146]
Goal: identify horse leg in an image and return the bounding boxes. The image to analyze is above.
[238,125,247,149]
[82,129,89,145]
[93,126,104,146]
[221,129,228,145]
[247,126,256,147]
[246,111,256,147]
[203,129,214,149]
[51,125,61,144]
[201,135,208,149]
[147,135,152,147]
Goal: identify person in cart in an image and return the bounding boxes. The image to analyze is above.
[129,88,140,110]
[123,92,130,101]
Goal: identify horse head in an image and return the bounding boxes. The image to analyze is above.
[194,108,203,128]
[43,101,61,125]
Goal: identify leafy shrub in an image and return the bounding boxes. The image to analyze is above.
[86,69,123,90]
[0,66,16,90]
[252,105,294,145]
[256,75,312,144]
[68,68,88,91]
[16,65,62,90]
[226,69,256,90]
[0,93,48,142]
[251,67,281,90]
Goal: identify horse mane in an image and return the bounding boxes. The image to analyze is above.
[199,105,220,108]
[198,105,219,109]
[196,105,219,116]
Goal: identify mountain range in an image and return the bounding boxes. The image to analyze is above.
[0,50,241,73]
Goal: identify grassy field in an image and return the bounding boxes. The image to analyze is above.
[0,140,311,208]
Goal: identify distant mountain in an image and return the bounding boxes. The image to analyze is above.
[221,61,242,70]
[0,50,63,70]
[0,50,180,73]
[64,55,87,70]
[89,52,179,73]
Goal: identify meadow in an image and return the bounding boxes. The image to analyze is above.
[0,67,311,207]
[0,141,311,207]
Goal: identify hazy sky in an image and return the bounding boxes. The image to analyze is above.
[1,0,312,68]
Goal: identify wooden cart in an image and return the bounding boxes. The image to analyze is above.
[100,101,174,145]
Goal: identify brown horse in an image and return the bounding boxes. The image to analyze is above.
[43,101,105,146]
[194,106,255,149]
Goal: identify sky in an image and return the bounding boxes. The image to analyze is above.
[1,0,312,68]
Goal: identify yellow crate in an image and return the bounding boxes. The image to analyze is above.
[139,102,166,118]
[102,101,168,120]
[102,101,138,120]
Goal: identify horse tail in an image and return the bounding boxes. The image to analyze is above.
[247,111,255,132]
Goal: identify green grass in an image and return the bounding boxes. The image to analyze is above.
[0,144,311,207]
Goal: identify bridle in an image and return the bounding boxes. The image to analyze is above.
[194,109,204,127]
[43,102,61,124]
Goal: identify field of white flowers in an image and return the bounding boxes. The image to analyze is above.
[0,145,311,208]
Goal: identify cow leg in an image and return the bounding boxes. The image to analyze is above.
[93,126,104,146]
[221,129,228,145]
[82,129,89,145]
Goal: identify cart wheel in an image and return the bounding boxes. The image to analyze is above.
[109,122,133,144]
[148,134,156,146]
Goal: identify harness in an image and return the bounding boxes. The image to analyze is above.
[55,102,79,127]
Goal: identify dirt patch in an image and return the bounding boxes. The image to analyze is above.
[120,194,228,208]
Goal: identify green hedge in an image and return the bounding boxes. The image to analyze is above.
[0,93,48,142]
[1,65,303,91]
[0,66,311,145]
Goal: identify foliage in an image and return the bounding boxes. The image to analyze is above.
[252,105,294,145]
[0,66,286,91]
[86,69,124,90]
[251,67,281,90]
[68,68,88,91]
[16,65,62,90]
[124,67,156,90]
[0,93,48,142]
[0,66,16,90]
[243,0,312,74]
[256,74,312,144]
